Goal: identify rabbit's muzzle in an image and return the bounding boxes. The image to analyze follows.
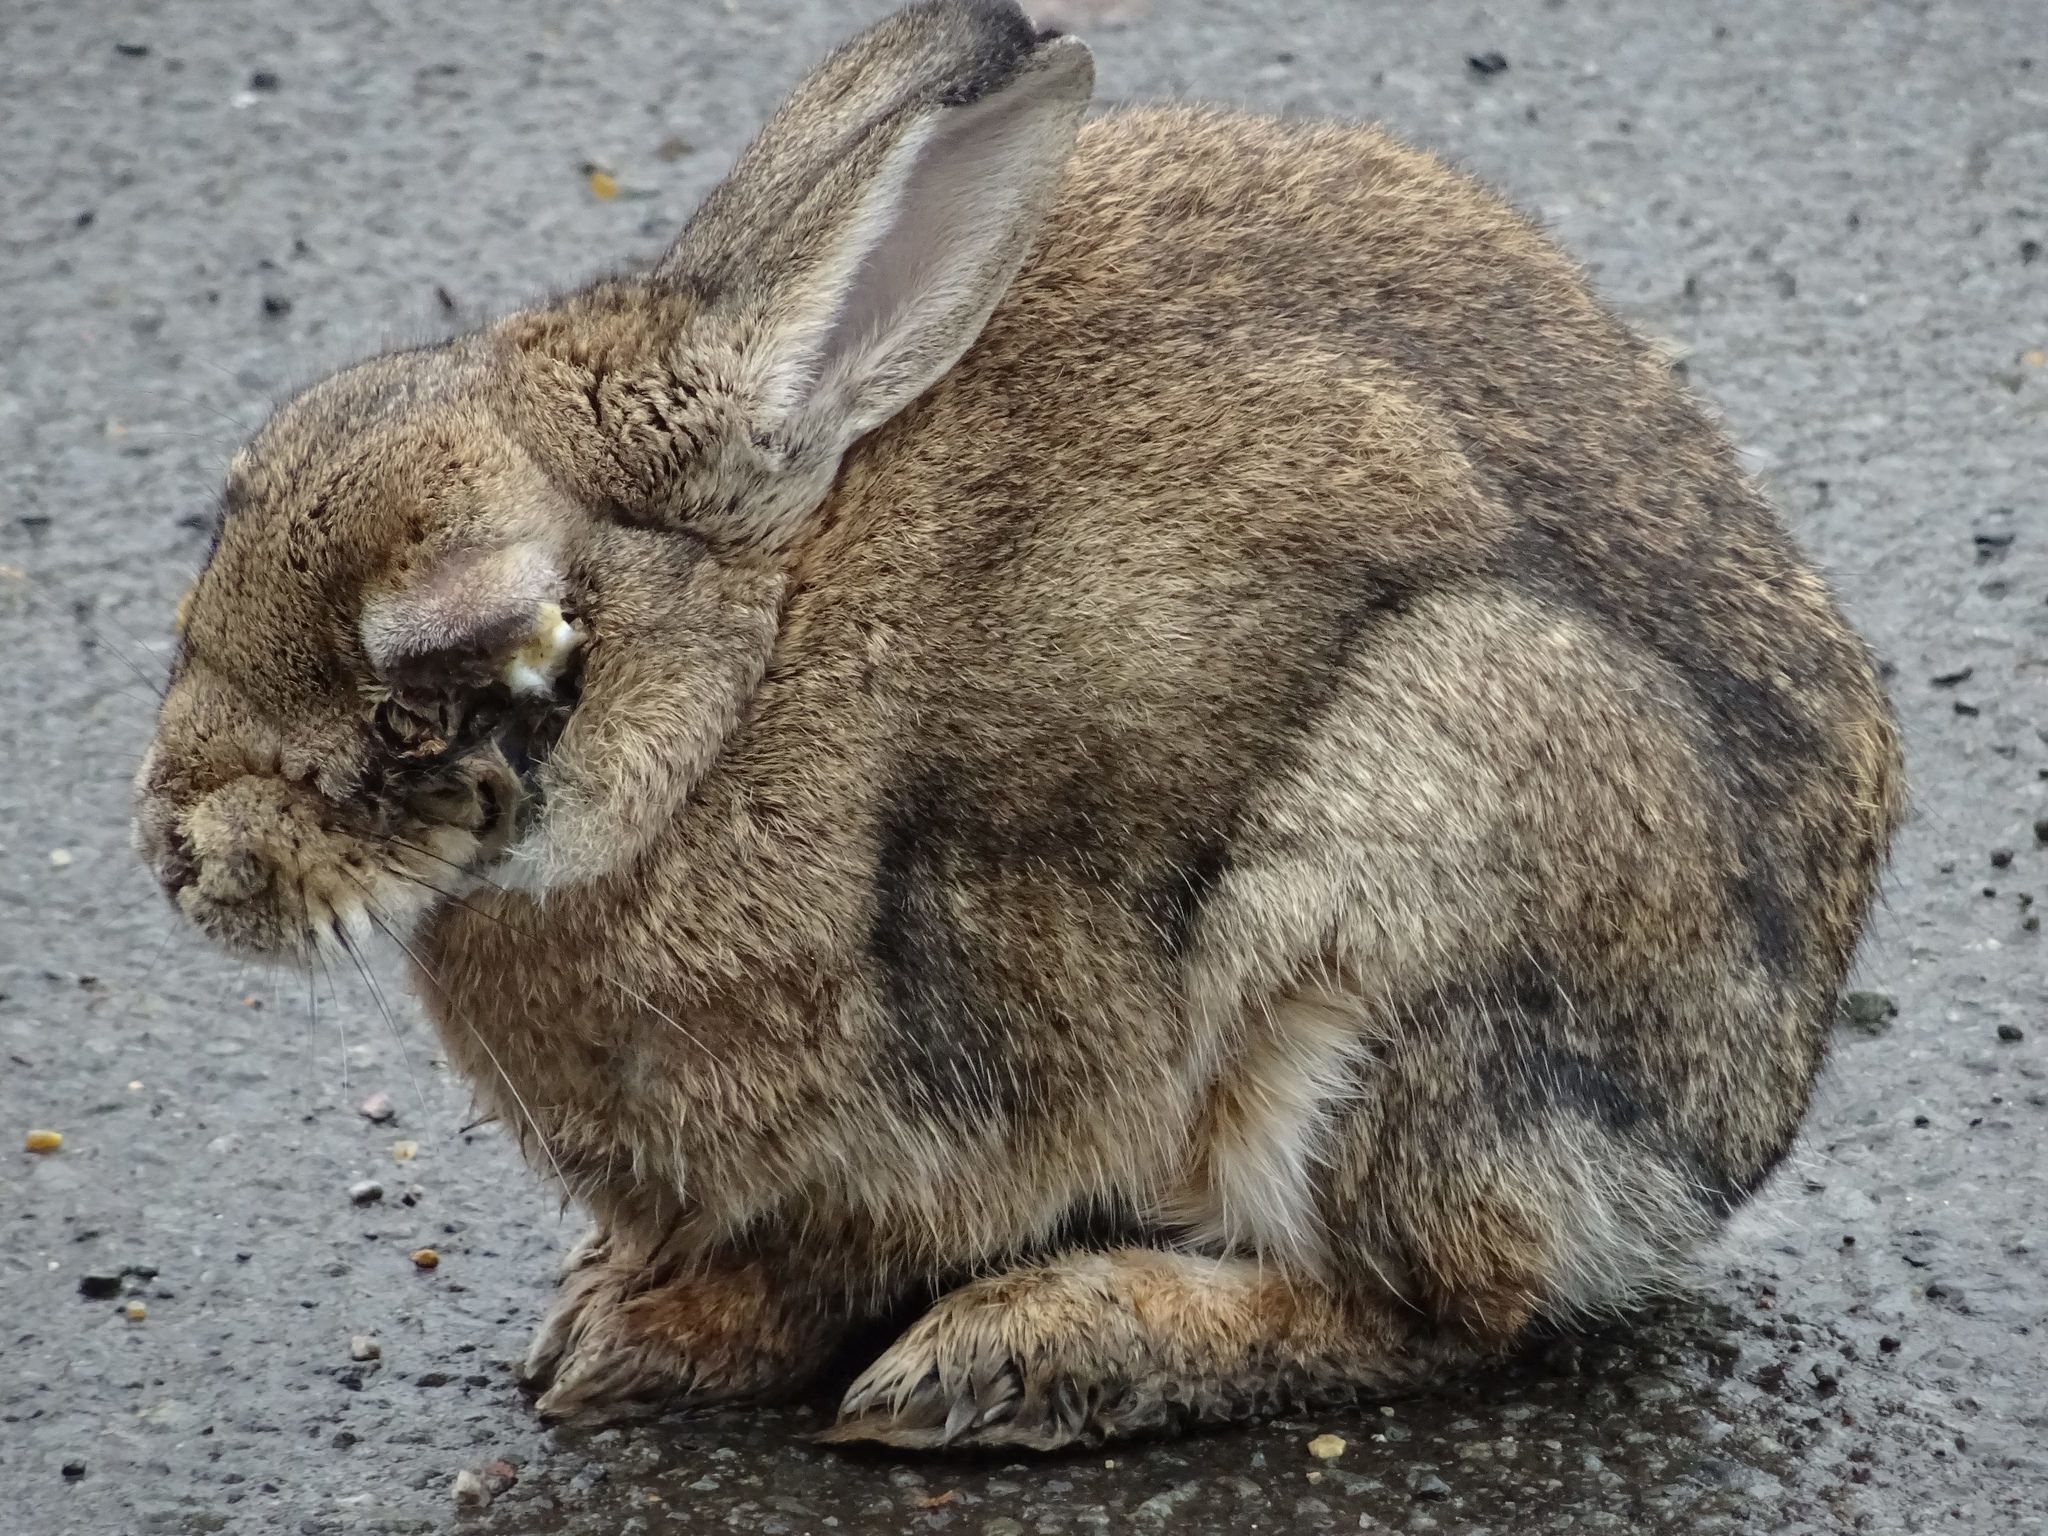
[134,749,522,962]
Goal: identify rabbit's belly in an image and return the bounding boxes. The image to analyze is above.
[422,907,1213,1262]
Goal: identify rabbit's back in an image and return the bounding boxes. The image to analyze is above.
[814,102,1898,995]
[746,105,1901,1257]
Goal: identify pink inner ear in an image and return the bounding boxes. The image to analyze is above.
[360,542,560,693]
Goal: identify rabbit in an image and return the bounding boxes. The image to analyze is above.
[133,0,1902,1450]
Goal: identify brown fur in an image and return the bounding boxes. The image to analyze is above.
[133,1,1902,1449]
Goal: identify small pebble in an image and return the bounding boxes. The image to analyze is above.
[24,1129,63,1153]
[1998,1024,2024,1042]
[2033,817,2048,846]
[1409,1470,1452,1501]
[1307,1433,1347,1460]
[348,1179,384,1205]
[411,1247,440,1270]
[78,1273,123,1300]
[1467,51,1509,76]
[1991,848,2014,869]
[350,1335,381,1361]
[1973,530,2015,562]
[261,292,292,318]
[358,1092,396,1124]
[484,1460,519,1494]
[61,1460,86,1480]
[124,1300,148,1322]
[392,1140,419,1162]
[48,849,73,868]
[249,69,280,91]
[452,1468,491,1509]
[1837,991,1897,1035]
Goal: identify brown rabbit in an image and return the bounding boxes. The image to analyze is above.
[134,0,1901,1448]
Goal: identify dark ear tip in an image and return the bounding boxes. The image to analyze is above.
[1034,27,1065,43]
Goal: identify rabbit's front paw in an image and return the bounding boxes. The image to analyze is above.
[823,1249,1407,1451]
[823,1255,1159,1451]
[519,1251,836,1423]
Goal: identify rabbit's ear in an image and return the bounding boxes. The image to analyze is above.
[360,543,570,704]
[664,3,1093,466]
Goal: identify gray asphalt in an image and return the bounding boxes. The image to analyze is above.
[3,1,2044,1532]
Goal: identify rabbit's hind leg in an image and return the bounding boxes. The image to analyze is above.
[1320,987,1733,1349]
[822,975,1745,1450]
[822,1247,1447,1451]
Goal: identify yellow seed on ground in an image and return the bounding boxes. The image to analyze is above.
[391,1140,418,1162]
[411,1247,440,1270]
[24,1129,63,1153]
[124,1301,147,1321]
[587,168,618,200]
[1308,1433,1347,1460]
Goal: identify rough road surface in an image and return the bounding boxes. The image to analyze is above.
[3,1,2044,1532]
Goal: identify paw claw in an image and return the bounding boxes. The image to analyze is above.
[534,1347,672,1422]
[826,1283,1130,1451]
[519,1234,617,1391]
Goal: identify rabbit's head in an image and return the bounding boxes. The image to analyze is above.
[134,0,1093,958]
